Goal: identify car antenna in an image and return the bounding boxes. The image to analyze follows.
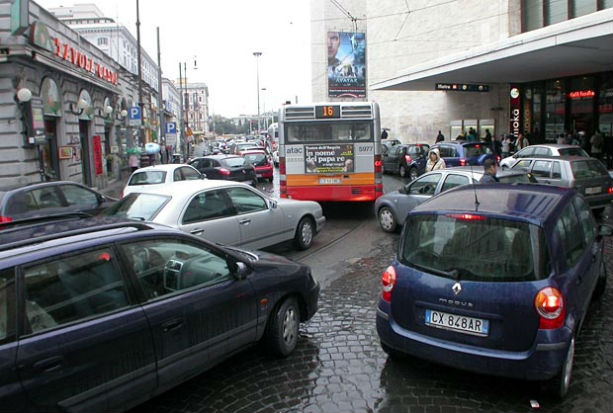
[470,161,480,211]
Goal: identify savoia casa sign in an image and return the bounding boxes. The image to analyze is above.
[30,22,118,85]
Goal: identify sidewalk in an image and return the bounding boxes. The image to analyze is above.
[100,173,130,199]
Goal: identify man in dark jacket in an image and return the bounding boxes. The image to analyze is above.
[479,159,499,184]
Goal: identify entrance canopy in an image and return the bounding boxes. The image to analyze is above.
[371,11,613,91]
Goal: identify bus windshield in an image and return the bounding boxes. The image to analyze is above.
[286,121,373,143]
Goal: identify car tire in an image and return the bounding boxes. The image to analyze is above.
[264,297,300,357]
[378,206,397,233]
[399,164,407,178]
[381,342,407,360]
[294,217,315,250]
[544,336,575,399]
[593,260,607,300]
[409,167,418,180]
[251,177,258,188]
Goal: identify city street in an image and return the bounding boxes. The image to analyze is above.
[131,173,613,413]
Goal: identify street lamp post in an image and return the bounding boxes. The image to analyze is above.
[253,51,262,135]
[261,87,267,130]
[136,0,145,146]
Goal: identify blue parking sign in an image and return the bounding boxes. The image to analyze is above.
[128,106,141,120]
[165,122,177,135]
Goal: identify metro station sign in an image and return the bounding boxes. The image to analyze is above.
[435,83,489,92]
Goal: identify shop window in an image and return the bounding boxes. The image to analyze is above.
[545,80,565,142]
[545,0,568,25]
[571,0,597,17]
[569,77,595,135]
[599,74,613,137]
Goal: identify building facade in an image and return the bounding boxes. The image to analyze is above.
[311,0,613,144]
[184,82,209,137]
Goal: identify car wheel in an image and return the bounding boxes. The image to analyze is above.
[593,260,607,300]
[409,167,418,180]
[378,207,397,233]
[294,217,314,250]
[264,297,300,357]
[268,176,274,183]
[399,164,407,178]
[545,337,575,399]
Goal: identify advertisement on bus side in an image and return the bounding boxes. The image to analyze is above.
[305,144,354,173]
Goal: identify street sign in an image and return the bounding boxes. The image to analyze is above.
[165,122,177,135]
[435,83,489,92]
[128,106,141,126]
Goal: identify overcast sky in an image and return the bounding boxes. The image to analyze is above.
[35,0,312,118]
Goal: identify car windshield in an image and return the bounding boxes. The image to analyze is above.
[558,147,589,157]
[128,171,166,185]
[223,157,248,167]
[463,144,490,157]
[102,193,169,221]
[399,214,550,282]
[244,153,267,166]
[571,159,609,178]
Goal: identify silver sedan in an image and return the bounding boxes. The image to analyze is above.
[104,180,326,250]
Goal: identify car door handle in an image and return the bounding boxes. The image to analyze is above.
[239,219,251,225]
[162,319,184,333]
[190,228,204,235]
[32,356,64,372]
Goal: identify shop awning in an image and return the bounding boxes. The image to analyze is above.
[371,10,613,91]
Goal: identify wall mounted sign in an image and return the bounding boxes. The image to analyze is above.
[59,146,73,159]
[93,136,103,176]
[436,83,489,92]
[568,90,595,99]
[509,85,521,137]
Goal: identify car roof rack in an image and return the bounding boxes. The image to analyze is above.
[0,221,154,252]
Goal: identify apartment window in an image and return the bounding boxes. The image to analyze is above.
[572,0,598,16]
[545,0,568,25]
[523,0,544,31]
[97,37,109,46]
[523,0,611,31]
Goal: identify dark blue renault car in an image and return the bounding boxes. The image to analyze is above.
[376,184,610,398]
[431,141,496,167]
[0,217,319,412]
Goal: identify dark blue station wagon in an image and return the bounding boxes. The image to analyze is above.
[0,218,319,412]
[376,184,610,398]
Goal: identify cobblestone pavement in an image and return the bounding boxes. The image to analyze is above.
[132,233,613,413]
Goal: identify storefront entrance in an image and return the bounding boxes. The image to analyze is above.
[43,119,60,180]
[79,120,92,187]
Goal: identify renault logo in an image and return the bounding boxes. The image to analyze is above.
[452,282,462,296]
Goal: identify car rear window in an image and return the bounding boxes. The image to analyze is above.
[103,193,169,221]
[244,153,267,166]
[463,144,489,157]
[400,214,550,282]
[128,171,167,186]
[571,159,609,179]
[223,157,247,167]
[558,147,588,157]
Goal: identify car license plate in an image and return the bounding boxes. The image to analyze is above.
[256,173,263,178]
[585,186,602,195]
[425,309,489,337]
[319,178,341,185]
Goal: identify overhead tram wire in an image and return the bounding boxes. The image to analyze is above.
[312,0,457,23]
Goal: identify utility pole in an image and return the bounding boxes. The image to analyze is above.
[253,51,262,135]
[179,63,186,159]
[157,27,164,150]
[136,0,144,145]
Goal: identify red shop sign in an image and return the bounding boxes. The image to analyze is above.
[53,38,118,85]
[568,90,595,99]
[93,136,103,176]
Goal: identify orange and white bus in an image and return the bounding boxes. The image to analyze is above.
[279,102,383,202]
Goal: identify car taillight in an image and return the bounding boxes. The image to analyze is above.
[375,155,382,173]
[279,157,286,175]
[608,186,613,194]
[535,287,565,329]
[459,158,467,166]
[496,156,501,163]
[218,168,231,176]
[404,155,412,163]
[381,266,397,302]
[0,216,12,224]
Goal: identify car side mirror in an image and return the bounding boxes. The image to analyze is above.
[398,186,407,194]
[233,262,250,280]
[269,199,277,209]
[200,173,207,179]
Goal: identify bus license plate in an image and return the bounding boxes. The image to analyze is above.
[585,186,602,195]
[425,309,489,337]
[319,178,341,185]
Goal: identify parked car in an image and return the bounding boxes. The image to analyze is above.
[234,142,262,155]
[376,183,611,398]
[0,181,117,225]
[0,216,319,412]
[431,141,496,167]
[510,156,613,211]
[375,166,536,232]
[500,144,589,169]
[381,143,430,179]
[122,164,204,197]
[189,155,258,186]
[241,150,274,182]
[103,179,326,251]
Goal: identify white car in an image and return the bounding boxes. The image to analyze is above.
[106,180,326,250]
[499,144,589,169]
[122,164,204,197]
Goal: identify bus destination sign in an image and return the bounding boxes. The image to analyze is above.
[316,105,341,119]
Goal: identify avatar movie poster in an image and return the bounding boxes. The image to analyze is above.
[327,31,366,98]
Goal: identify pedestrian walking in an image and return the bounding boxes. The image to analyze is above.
[479,158,499,184]
[516,133,529,150]
[381,129,389,140]
[425,148,446,172]
[501,135,512,158]
[435,130,444,143]
[128,154,140,172]
[590,130,604,163]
